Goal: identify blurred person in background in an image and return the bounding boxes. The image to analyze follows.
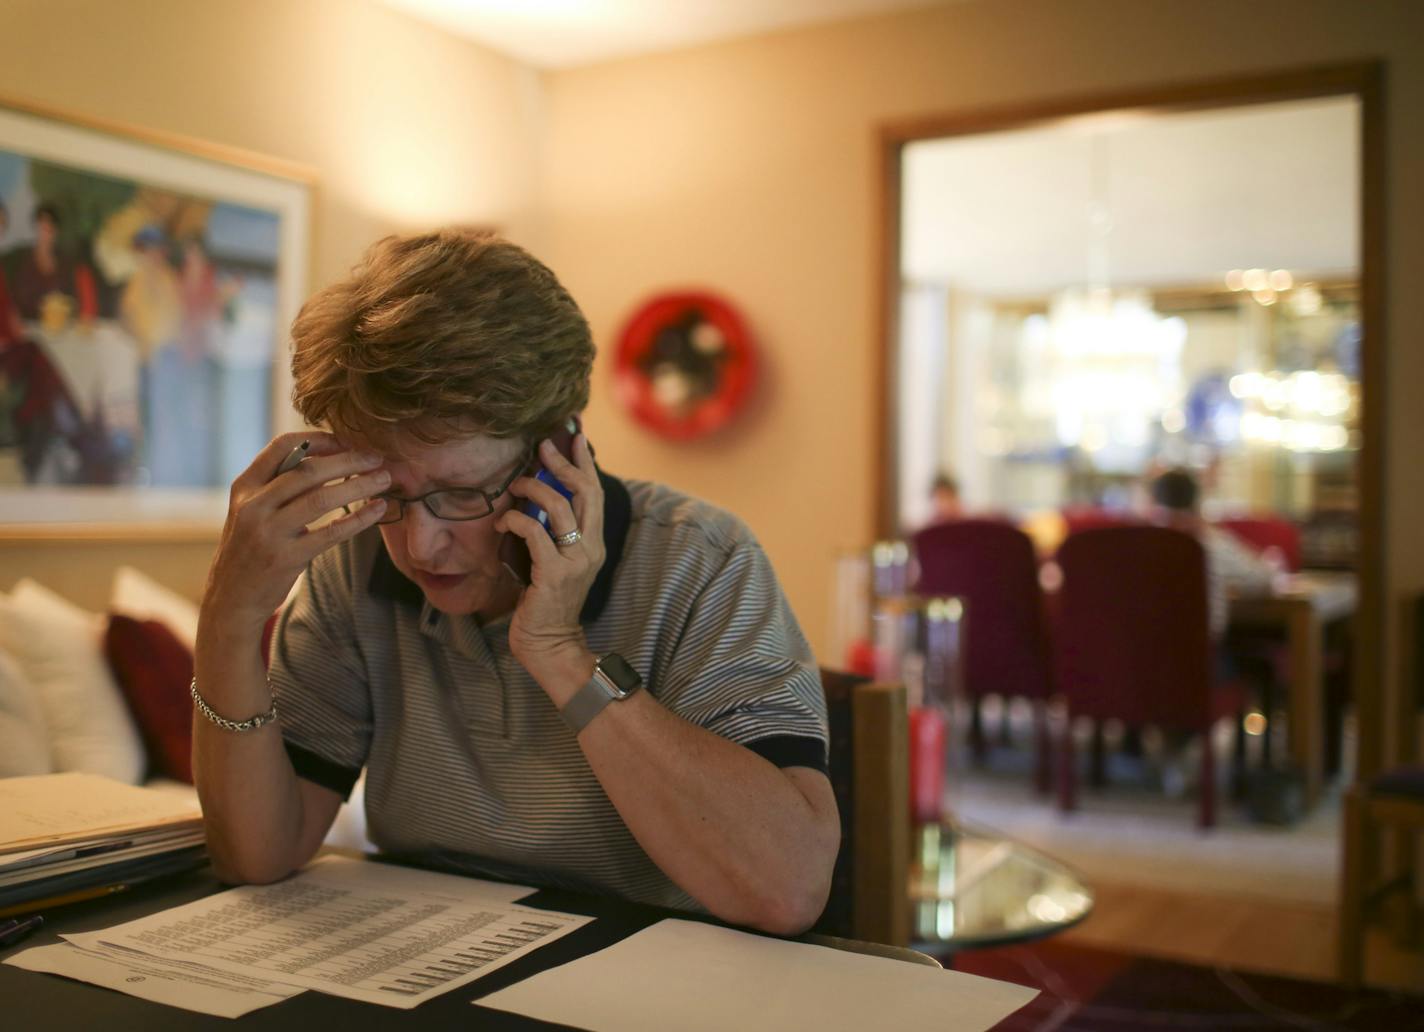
[928,471,963,525]
[1150,467,1277,639]
[1149,467,1277,797]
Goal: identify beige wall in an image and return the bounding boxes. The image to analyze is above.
[542,0,1423,693]
[0,0,541,609]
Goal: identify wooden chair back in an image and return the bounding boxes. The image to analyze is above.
[815,668,910,947]
[1339,768,1424,985]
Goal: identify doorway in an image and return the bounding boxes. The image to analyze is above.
[875,64,1386,978]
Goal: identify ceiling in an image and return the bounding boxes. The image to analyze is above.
[376,0,947,68]
[902,96,1360,296]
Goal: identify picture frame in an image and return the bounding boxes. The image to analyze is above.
[0,94,313,538]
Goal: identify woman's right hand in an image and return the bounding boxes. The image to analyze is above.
[200,432,390,638]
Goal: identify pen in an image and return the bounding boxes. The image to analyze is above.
[275,439,310,479]
[0,914,44,949]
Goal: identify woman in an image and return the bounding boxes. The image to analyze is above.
[193,230,839,934]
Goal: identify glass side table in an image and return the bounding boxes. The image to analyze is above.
[910,821,1094,952]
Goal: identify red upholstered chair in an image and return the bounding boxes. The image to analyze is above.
[912,519,1054,793]
[1060,507,1139,538]
[1055,507,1147,769]
[1053,526,1244,829]
[1216,515,1303,572]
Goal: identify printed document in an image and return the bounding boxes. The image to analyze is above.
[58,855,587,1011]
[479,918,1038,1032]
[7,941,305,1019]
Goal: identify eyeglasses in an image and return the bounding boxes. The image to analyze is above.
[372,446,531,525]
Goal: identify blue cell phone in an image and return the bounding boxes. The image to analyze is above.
[499,416,580,585]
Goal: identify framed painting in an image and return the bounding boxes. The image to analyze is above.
[0,96,312,536]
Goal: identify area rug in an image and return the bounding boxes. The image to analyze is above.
[950,940,1424,1031]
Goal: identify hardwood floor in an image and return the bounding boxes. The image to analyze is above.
[1058,880,1424,992]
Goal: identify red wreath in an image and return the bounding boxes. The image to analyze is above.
[613,291,757,440]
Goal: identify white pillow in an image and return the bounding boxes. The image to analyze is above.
[0,580,146,784]
[0,645,52,777]
[111,566,200,651]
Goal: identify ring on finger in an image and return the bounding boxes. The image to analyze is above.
[552,528,582,547]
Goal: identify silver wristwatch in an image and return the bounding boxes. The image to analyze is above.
[560,653,643,733]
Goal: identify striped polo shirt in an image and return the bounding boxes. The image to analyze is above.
[270,472,828,911]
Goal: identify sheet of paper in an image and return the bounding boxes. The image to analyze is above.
[5,941,305,1019]
[478,918,1038,1032]
[0,846,68,867]
[65,855,586,1010]
[0,773,201,854]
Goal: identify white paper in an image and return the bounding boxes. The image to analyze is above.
[0,846,69,867]
[64,855,587,1010]
[5,941,305,1019]
[478,918,1038,1032]
[0,773,201,854]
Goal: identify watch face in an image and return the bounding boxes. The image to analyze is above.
[597,653,643,696]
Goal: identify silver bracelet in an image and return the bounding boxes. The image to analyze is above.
[190,676,278,733]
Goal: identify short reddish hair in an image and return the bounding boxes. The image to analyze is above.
[290,229,593,449]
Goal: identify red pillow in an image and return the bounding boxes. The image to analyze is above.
[104,615,195,783]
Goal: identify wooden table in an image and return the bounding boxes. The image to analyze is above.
[1228,572,1357,811]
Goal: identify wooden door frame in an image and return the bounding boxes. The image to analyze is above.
[873,61,1390,778]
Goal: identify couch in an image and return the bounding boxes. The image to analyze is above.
[0,568,371,851]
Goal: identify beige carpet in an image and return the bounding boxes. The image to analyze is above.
[946,715,1342,906]
[954,772,1339,904]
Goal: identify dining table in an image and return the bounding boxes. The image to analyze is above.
[1228,570,1357,811]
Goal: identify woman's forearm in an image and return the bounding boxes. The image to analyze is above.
[577,690,840,934]
[188,431,387,883]
[191,626,311,884]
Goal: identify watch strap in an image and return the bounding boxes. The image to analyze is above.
[560,655,640,733]
[560,675,614,733]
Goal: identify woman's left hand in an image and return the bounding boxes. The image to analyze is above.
[497,432,606,690]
